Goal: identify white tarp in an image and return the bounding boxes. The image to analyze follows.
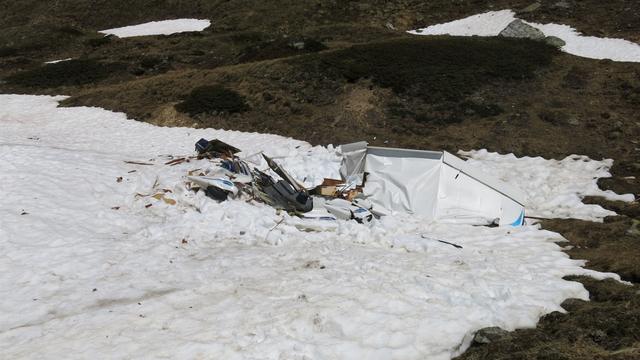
[340,143,526,226]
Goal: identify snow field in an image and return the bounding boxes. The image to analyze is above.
[0,95,631,359]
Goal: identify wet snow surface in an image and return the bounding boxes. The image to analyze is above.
[409,10,640,62]
[0,95,632,359]
[99,19,211,38]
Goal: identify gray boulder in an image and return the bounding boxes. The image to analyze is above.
[544,36,566,48]
[553,0,572,9]
[499,19,545,40]
[473,327,509,344]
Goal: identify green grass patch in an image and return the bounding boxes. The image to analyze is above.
[5,59,125,88]
[175,85,249,116]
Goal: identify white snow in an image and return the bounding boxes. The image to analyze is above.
[410,10,515,37]
[409,10,640,62]
[99,19,211,38]
[0,94,630,359]
[460,150,635,221]
[44,58,73,64]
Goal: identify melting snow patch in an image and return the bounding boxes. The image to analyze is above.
[0,94,630,359]
[99,19,211,38]
[409,9,640,62]
[459,150,635,221]
[44,58,73,64]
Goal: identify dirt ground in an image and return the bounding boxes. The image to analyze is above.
[1,1,639,358]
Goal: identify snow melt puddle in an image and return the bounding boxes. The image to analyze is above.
[0,94,630,359]
[409,9,640,62]
[99,19,211,38]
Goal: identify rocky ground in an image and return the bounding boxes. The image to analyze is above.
[1,1,639,358]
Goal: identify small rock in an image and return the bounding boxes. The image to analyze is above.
[553,0,572,9]
[499,20,545,40]
[473,327,509,344]
[385,22,397,31]
[544,36,566,48]
[520,2,541,13]
[290,41,305,50]
[567,117,581,126]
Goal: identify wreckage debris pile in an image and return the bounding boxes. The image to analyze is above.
[187,138,374,224]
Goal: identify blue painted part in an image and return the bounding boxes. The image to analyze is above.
[510,209,525,226]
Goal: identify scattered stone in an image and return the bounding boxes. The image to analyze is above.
[567,117,581,126]
[544,36,566,48]
[499,20,545,40]
[553,0,572,9]
[520,2,542,13]
[473,327,509,344]
[290,41,305,50]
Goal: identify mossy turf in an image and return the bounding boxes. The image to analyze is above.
[5,59,124,88]
[175,85,249,116]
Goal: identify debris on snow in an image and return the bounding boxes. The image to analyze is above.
[184,138,526,227]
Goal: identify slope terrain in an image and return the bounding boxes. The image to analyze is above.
[1,1,638,358]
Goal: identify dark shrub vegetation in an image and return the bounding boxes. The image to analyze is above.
[320,36,556,102]
[84,35,113,48]
[239,37,326,63]
[5,59,125,87]
[175,85,249,115]
[0,47,18,57]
